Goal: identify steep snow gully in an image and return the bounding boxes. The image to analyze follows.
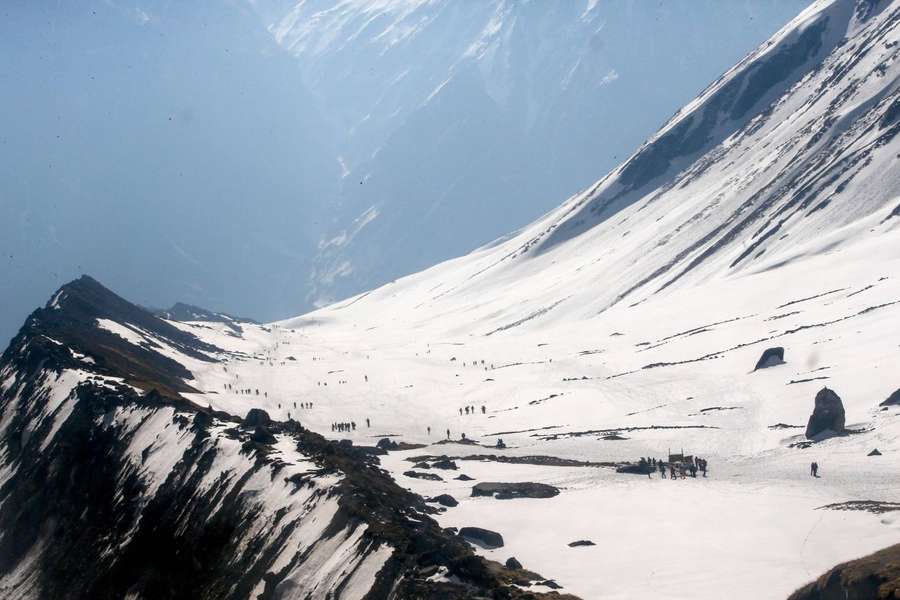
[3,0,900,599]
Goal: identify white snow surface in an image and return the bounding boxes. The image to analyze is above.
[162,2,900,597]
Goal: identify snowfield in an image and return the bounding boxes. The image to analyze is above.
[163,214,900,598]
[136,1,900,596]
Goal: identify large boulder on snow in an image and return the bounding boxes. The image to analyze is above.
[429,494,459,507]
[754,347,785,370]
[243,408,271,428]
[880,389,900,407]
[472,482,559,499]
[376,437,399,450]
[805,387,846,439]
[459,526,504,549]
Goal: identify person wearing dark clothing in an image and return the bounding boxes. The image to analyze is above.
[658,462,666,478]
[810,462,819,477]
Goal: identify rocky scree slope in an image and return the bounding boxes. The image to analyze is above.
[0,277,572,600]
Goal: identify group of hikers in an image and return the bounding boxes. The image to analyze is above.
[223,383,266,397]
[332,417,373,433]
[638,456,709,479]
[459,405,486,415]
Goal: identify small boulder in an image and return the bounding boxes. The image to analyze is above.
[376,437,399,451]
[431,457,459,470]
[455,474,475,481]
[459,526,504,549]
[806,387,846,439]
[568,540,596,547]
[541,580,562,590]
[880,389,900,407]
[243,408,271,428]
[505,557,523,570]
[754,347,785,370]
[429,494,459,507]
[404,470,443,481]
[868,448,882,456]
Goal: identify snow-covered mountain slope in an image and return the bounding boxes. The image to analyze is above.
[250,0,809,308]
[3,1,900,598]
[0,277,572,599]
[167,1,900,597]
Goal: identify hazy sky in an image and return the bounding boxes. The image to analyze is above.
[0,0,810,347]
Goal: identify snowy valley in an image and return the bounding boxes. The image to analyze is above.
[2,0,900,598]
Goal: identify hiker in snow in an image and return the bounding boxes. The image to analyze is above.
[461,433,467,440]
[810,462,819,477]
[365,375,368,382]
[459,408,463,416]
[366,417,370,428]
[658,462,666,478]
[496,438,506,449]
[446,428,451,439]
[669,463,677,480]
[427,426,431,435]
[351,422,356,431]
[481,405,486,414]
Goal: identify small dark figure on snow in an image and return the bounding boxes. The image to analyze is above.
[810,462,819,477]
[481,405,486,414]
[366,417,370,428]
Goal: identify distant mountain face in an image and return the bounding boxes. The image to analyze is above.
[250,0,810,307]
[314,0,900,329]
[0,0,807,346]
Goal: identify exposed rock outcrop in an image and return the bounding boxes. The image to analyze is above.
[459,527,504,549]
[472,482,560,499]
[805,387,846,439]
[787,542,900,600]
[404,470,443,481]
[429,494,459,507]
[880,388,900,406]
[754,346,785,370]
[243,408,271,428]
